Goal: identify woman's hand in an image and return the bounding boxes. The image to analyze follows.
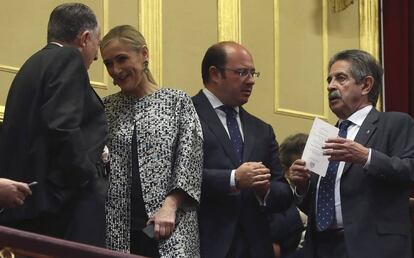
[147,192,185,240]
[147,204,176,240]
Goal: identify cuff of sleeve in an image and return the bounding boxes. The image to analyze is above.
[102,145,110,164]
[230,169,240,193]
[255,189,270,206]
[363,148,372,169]
[294,183,309,204]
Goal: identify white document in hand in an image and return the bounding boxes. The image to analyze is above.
[301,117,339,177]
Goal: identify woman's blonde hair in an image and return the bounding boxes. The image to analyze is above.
[101,25,157,85]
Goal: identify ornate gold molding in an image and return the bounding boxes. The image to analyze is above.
[359,0,381,110]
[0,1,110,90]
[0,105,4,122]
[0,247,15,258]
[217,0,241,42]
[92,0,110,90]
[0,64,18,74]
[359,1,379,59]
[274,0,329,120]
[331,0,354,12]
[139,0,163,85]
[322,0,329,120]
[0,64,109,90]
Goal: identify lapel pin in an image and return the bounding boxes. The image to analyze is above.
[366,130,370,134]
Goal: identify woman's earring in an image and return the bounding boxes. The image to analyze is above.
[144,60,149,73]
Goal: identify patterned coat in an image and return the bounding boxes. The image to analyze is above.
[103,88,203,257]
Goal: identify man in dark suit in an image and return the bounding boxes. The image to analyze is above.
[0,3,108,247]
[193,41,293,258]
[289,49,414,258]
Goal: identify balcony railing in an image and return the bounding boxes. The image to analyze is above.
[0,226,146,258]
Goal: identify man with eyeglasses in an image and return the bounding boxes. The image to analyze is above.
[192,41,292,258]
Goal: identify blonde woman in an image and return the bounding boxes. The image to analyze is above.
[101,25,202,257]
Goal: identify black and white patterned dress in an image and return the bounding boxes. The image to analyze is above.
[103,88,203,257]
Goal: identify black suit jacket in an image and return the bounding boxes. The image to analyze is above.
[193,90,292,258]
[0,44,108,245]
[301,108,414,258]
[269,203,304,254]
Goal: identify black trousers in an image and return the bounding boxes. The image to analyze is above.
[226,225,251,258]
[130,230,159,258]
[314,229,348,258]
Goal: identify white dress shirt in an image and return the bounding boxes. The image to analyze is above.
[50,42,63,47]
[202,89,243,189]
[315,105,373,228]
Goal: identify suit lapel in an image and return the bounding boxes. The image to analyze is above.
[239,108,255,161]
[193,91,241,166]
[343,108,378,173]
[90,86,105,107]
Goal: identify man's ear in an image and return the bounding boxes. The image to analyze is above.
[78,30,90,49]
[209,66,222,84]
[361,76,374,96]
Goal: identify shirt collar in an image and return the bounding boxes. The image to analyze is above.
[341,105,373,127]
[202,88,240,113]
[49,42,63,47]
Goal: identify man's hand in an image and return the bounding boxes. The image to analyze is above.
[235,162,271,190]
[323,137,369,164]
[0,178,32,208]
[288,159,311,195]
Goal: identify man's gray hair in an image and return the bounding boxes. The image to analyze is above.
[328,49,383,106]
[47,3,97,43]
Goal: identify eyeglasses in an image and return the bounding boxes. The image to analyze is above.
[218,67,261,78]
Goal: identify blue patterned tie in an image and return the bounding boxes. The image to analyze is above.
[316,120,352,231]
[220,106,244,163]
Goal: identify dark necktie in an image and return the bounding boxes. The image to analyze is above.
[220,105,244,163]
[316,120,352,231]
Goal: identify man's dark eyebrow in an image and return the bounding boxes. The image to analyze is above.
[327,71,349,82]
[326,75,332,82]
[336,71,348,76]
